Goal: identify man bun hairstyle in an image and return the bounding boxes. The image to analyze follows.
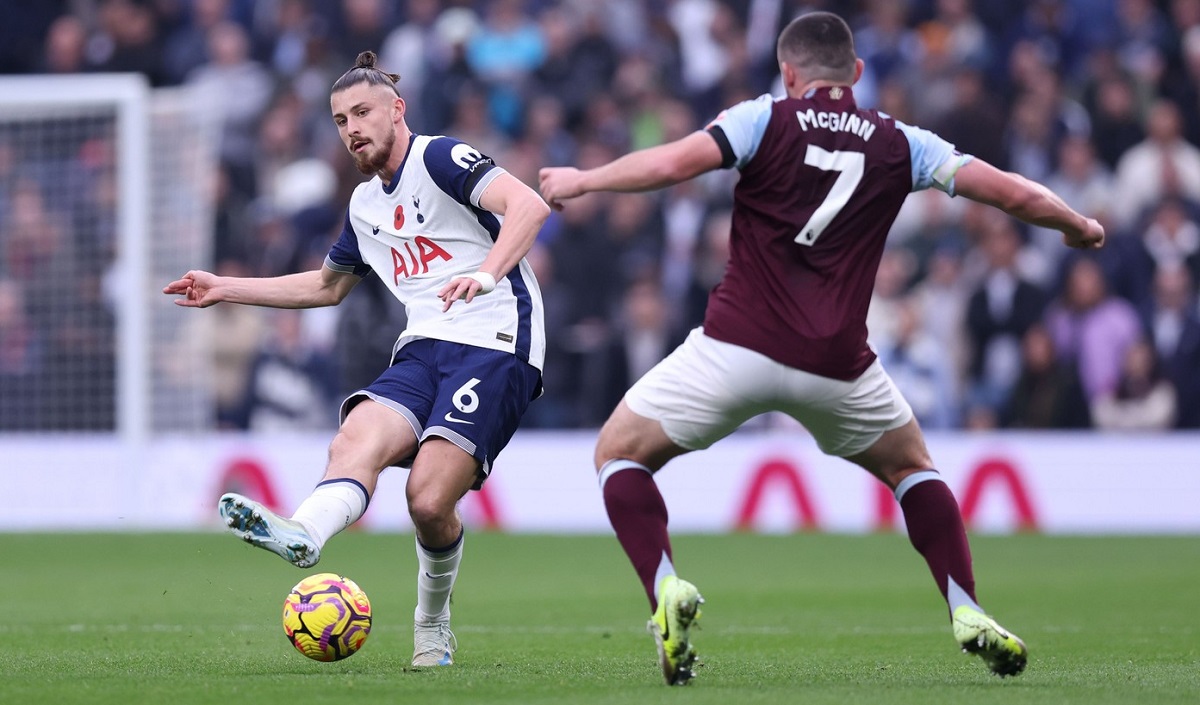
[332,50,401,95]
[777,12,857,83]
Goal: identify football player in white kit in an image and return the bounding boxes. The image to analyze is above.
[164,51,549,667]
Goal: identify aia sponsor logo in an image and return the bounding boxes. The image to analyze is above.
[391,236,452,285]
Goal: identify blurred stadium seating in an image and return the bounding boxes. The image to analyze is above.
[1,0,1199,434]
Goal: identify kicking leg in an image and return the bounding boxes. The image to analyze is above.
[220,399,416,567]
[848,419,1028,677]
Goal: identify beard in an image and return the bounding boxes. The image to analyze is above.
[351,128,396,175]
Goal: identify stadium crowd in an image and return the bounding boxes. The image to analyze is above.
[2,0,1200,432]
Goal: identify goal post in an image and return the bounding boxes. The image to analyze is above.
[0,73,218,438]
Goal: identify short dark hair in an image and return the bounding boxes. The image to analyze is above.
[776,12,857,83]
[332,51,401,95]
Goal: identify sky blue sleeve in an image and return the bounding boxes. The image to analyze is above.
[423,136,503,207]
[705,93,775,170]
[895,119,973,195]
[324,210,371,277]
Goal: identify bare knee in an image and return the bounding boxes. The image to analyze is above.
[593,419,628,471]
[325,428,383,481]
[407,490,455,533]
[592,401,686,473]
[847,419,934,489]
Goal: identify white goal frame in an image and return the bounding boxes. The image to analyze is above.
[0,74,151,441]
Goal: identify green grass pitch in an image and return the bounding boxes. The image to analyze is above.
[1,532,1196,704]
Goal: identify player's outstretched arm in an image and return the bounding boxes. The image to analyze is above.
[952,159,1105,250]
[438,172,550,311]
[538,131,724,210]
[162,266,360,309]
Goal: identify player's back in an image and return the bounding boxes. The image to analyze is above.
[705,87,948,380]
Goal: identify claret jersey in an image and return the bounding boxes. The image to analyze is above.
[326,134,545,370]
[704,87,970,380]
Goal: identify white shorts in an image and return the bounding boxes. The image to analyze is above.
[624,328,914,457]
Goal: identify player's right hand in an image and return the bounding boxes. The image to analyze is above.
[538,166,584,211]
[1063,217,1105,250]
[163,270,220,308]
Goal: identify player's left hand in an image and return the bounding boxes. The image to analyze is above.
[437,276,484,312]
[538,167,584,211]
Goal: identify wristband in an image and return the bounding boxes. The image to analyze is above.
[465,271,496,294]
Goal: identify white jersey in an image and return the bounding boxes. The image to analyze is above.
[325,134,545,371]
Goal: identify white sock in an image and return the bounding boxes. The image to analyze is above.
[948,576,983,614]
[653,551,676,599]
[290,479,369,548]
[414,531,464,624]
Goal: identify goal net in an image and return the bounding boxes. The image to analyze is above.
[0,74,219,436]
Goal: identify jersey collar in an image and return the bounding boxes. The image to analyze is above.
[382,133,419,194]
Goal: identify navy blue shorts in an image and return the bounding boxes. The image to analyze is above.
[340,339,542,489]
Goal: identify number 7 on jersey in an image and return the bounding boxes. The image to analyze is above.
[795,145,864,246]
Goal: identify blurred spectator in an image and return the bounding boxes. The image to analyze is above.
[417,7,481,137]
[521,93,577,168]
[928,0,992,70]
[1006,0,1094,80]
[1034,135,1116,276]
[1114,0,1173,89]
[876,297,959,429]
[853,0,920,87]
[544,7,623,126]
[40,14,88,74]
[467,0,546,135]
[607,192,666,286]
[1142,264,1200,427]
[43,270,116,429]
[186,21,274,181]
[1044,134,1117,227]
[2,179,79,334]
[1112,100,1200,228]
[589,277,685,425]
[1003,323,1092,429]
[0,278,44,430]
[517,243,575,428]
[334,273,407,399]
[333,0,394,66]
[867,247,917,354]
[932,66,1007,170]
[965,214,1047,415]
[162,0,231,84]
[89,0,165,84]
[1160,24,1200,145]
[1004,91,1061,184]
[1091,338,1177,430]
[244,309,337,431]
[909,241,970,393]
[1045,255,1143,402]
[380,0,440,119]
[681,207,731,330]
[1087,74,1146,169]
[166,261,267,429]
[1109,197,1200,308]
[668,0,738,113]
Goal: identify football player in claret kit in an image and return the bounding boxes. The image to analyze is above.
[540,12,1104,686]
[164,51,549,668]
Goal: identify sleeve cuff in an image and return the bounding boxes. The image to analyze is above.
[706,126,738,169]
